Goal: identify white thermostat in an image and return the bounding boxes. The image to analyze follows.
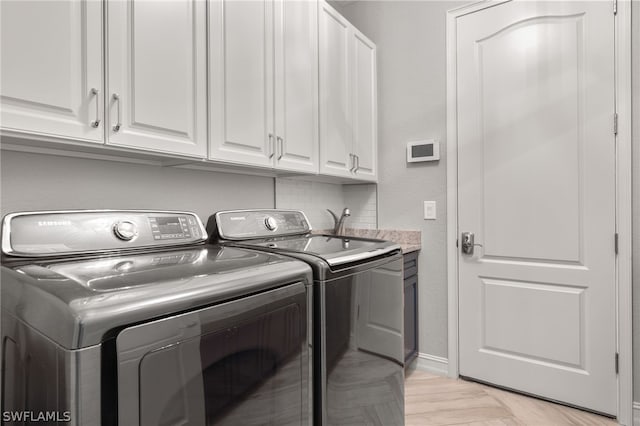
[407,139,439,163]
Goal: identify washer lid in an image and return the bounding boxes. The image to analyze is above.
[1,245,311,349]
[211,210,400,267]
[250,234,400,267]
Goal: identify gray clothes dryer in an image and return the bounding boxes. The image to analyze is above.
[208,209,405,426]
[1,210,312,425]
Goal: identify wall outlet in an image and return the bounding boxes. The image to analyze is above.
[424,201,436,220]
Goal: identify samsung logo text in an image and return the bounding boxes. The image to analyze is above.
[37,220,72,227]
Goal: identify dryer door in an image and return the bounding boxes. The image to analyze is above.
[116,282,309,426]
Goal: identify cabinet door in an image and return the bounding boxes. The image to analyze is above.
[404,276,418,364]
[352,30,377,181]
[318,1,353,178]
[0,0,102,143]
[209,0,275,167]
[273,0,319,173]
[107,0,207,157]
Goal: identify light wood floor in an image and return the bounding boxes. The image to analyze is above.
[405,369,618,426]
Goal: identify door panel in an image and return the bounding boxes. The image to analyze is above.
[352,30,377,181]
[0,0,102,142]
[274,0,319,173]
[480,15,583,262]
[107,0,207,157]
[403,275,418,363]
[457,0,616,415]
[319,2,352,177]
[481,278,584,366]
[209,0,274,166]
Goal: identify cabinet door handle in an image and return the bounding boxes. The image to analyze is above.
[268,133,274,158]
[277,136,284,160]
[349,153,355,172]
[90,88,100,128]
[112,93,121,132]
[354,155,360,173]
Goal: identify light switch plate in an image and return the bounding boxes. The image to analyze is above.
[424,201,436,220]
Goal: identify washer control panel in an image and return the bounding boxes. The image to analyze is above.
[2,210,208,257]
[213,210,311,240]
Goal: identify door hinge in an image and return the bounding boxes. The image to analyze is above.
[613,0,617,15]
[613,112,618,135]
[615,352,619,374]
[456,239,459,248]
[614,233,619,255]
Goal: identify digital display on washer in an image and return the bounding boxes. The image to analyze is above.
[149,216,192,240]
[156,217,182,234]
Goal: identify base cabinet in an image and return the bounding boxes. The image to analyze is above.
[404,251,419,366]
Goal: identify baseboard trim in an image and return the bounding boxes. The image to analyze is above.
[413,353,449,376]
[633,401,640,426]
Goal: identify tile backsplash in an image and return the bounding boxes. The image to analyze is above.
[275,178,377,232]
[344,184,377,229]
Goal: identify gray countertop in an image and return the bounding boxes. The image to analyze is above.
[316,228,421,254]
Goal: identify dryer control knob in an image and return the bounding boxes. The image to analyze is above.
[264,216,278,231]
[113,220,138,241]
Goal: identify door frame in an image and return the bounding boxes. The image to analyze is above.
[445,1,633,424]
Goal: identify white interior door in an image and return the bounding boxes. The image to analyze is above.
[456,0,616,416]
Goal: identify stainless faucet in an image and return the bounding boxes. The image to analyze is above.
[327,208,350,235]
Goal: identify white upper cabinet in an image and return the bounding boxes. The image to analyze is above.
[0,0,103,143]
[274,0,319,173]
[209,0,318,173]
[106,0,208,157]
[319,1,377,181]
[209,0,274,167]
[351,29,377,181]
[319,1,352,178]
[1,0,370,181]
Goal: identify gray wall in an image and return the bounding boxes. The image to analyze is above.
[334,0,463,358]
[0,150,275,223]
